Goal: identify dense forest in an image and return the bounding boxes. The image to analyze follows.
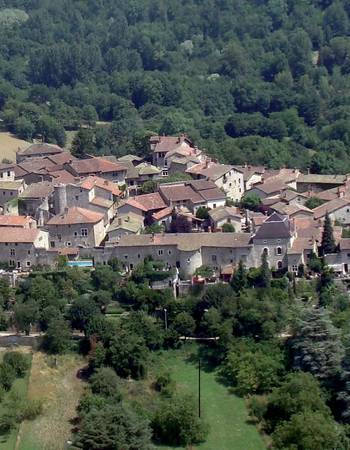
[1,1,350,171]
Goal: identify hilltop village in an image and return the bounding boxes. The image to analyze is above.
[0,134,347,280]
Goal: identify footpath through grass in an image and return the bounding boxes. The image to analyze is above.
[155,345,266,450]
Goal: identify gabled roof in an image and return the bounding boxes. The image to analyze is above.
[159,185,204,204]
[152,206,174,221]
[187,180,217,191]
[17,143,63,157]
[107,213,143,234]
[209,206,241,222]
[313,197,350,220]
[68,157,126,175]
[126,192,167,212]
[0,181,23,190]
[0,227,41,243]
[19,181,54,199]
[77,176,121,196]
[0,215,33,227]
[251,180,289,195]
[198,188,226,201]
[49,170,76,184]
[150,135,193,153]
[298,174,346,185]
[136,163,161,176]
[254,213,292,240]
[186,162,233,180]
[47,207,104,225]
[117,154,143,163]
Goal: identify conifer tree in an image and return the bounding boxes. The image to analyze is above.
[260,250,271,288]
[321,212,336,255]
[231,260,247,293]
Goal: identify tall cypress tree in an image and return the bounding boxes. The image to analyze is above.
[260,250,271,288]
[231,260,247,293]
[321,212,336,255]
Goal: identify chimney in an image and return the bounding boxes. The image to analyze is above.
[307,167,310,175]
[118,218,122,225]
[338,187,345,198]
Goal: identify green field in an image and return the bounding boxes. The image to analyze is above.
[155,346,266,450]
[0,352,32,450]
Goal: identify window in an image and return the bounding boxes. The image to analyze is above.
[213,204,217,208]
[168,250,172,255]
[347,209,350,213]
[0,173,2,178]
[263,248,269,255]
[81,228,88,237]
[130,263,134,270]
[158,249,164,256]
[10,249,15,256]
[187,258,191,264]
[26,261,31,267]
[263,240,267,244]
[9,260,15,267]
[66,242,72,247]
[277,261,283,270]
[137,254,141,259]
[75,196,79,201]
[50,241,55,248]
[227,218,231,223]
[212,255,217,262]
[162,170,168,176]
[27,250,31,255]
[7,171,10,177]
[74,231,78,237]
[276,247,282,255]
[292,265,298,272]
[277,239,281,243]
[57,234,62,241]
[124,255,128,259]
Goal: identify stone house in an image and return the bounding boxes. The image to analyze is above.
[150,134,195,170]
[0,216,36,228]
[117,193,167,224]
[53,176,122,224]
[209,206,242,231]
[186,162,244,201]
[297,174,347,193]
[0,181,25,207]
[19,181,54,225]
[0,164,15,182]
[16,143,64,163]
[0,228,48,270]
[106,213,144,242]
[313,197,350,225]
[65,157,127,185]
[46,207,105,249]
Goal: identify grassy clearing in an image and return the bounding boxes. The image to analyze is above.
[17,352,85,450]
[153,346,266,450]
[0,349,32,450]
[0,132,30,163]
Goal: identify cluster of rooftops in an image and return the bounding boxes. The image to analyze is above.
[0,135,349,277]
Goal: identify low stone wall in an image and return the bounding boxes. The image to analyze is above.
[0,334,43,348]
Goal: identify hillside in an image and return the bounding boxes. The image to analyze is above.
[0,1,350,171]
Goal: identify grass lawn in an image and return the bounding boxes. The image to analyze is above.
[0,351,32,450]
[154,345,266,450]
[17,352,85,450]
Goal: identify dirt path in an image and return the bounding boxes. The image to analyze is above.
[16,352,85,450]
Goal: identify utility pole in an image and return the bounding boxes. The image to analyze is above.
[198,357,201,418]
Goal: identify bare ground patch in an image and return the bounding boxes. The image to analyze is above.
[17,352,85,450]
[0,132,30,163]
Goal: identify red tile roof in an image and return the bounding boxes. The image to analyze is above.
[129,192,167,212]
[78,176,122,196]
[151,135,193,153]
[47,207,104,225]
[152,206,173,221]
[0,216,33,227]
[17,143,63,157]
[0,227,40,243]
[69,157,126,175]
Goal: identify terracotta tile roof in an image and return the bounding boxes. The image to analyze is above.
[111,232,252,251]
[186,162,233,180]
[45,152,75,165]
[209,206,241,222]
[20,181,54,199]
[47,207,104,225]
[90,197,113,208]
[251,180,290,195]
[0,215,32,227]
[340,239,350,251]
[150,135,193,153]
[49,170,76,184]
[288,237,315,255]
[233,165,265,181]
[117,154,143,163]
[152,206,173,221]
[127,192,167,212]
[298,174,346,185]
[272,202,314,217]
[0,163,14,172]
[0,227,40,243]
[78,176,122,196]
[159,185,204,204]
[199,188,226,201]
[17,143,63,157]
[68,157,126,175]
[187,180,217,191]
[313,197,350,220]
[136,163,161,176]
[108,214,143,234]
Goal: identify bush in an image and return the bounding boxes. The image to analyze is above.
[0,363,16,390]
[152,394,208,446]
[90,367,122,400]
[3,352,29,377]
